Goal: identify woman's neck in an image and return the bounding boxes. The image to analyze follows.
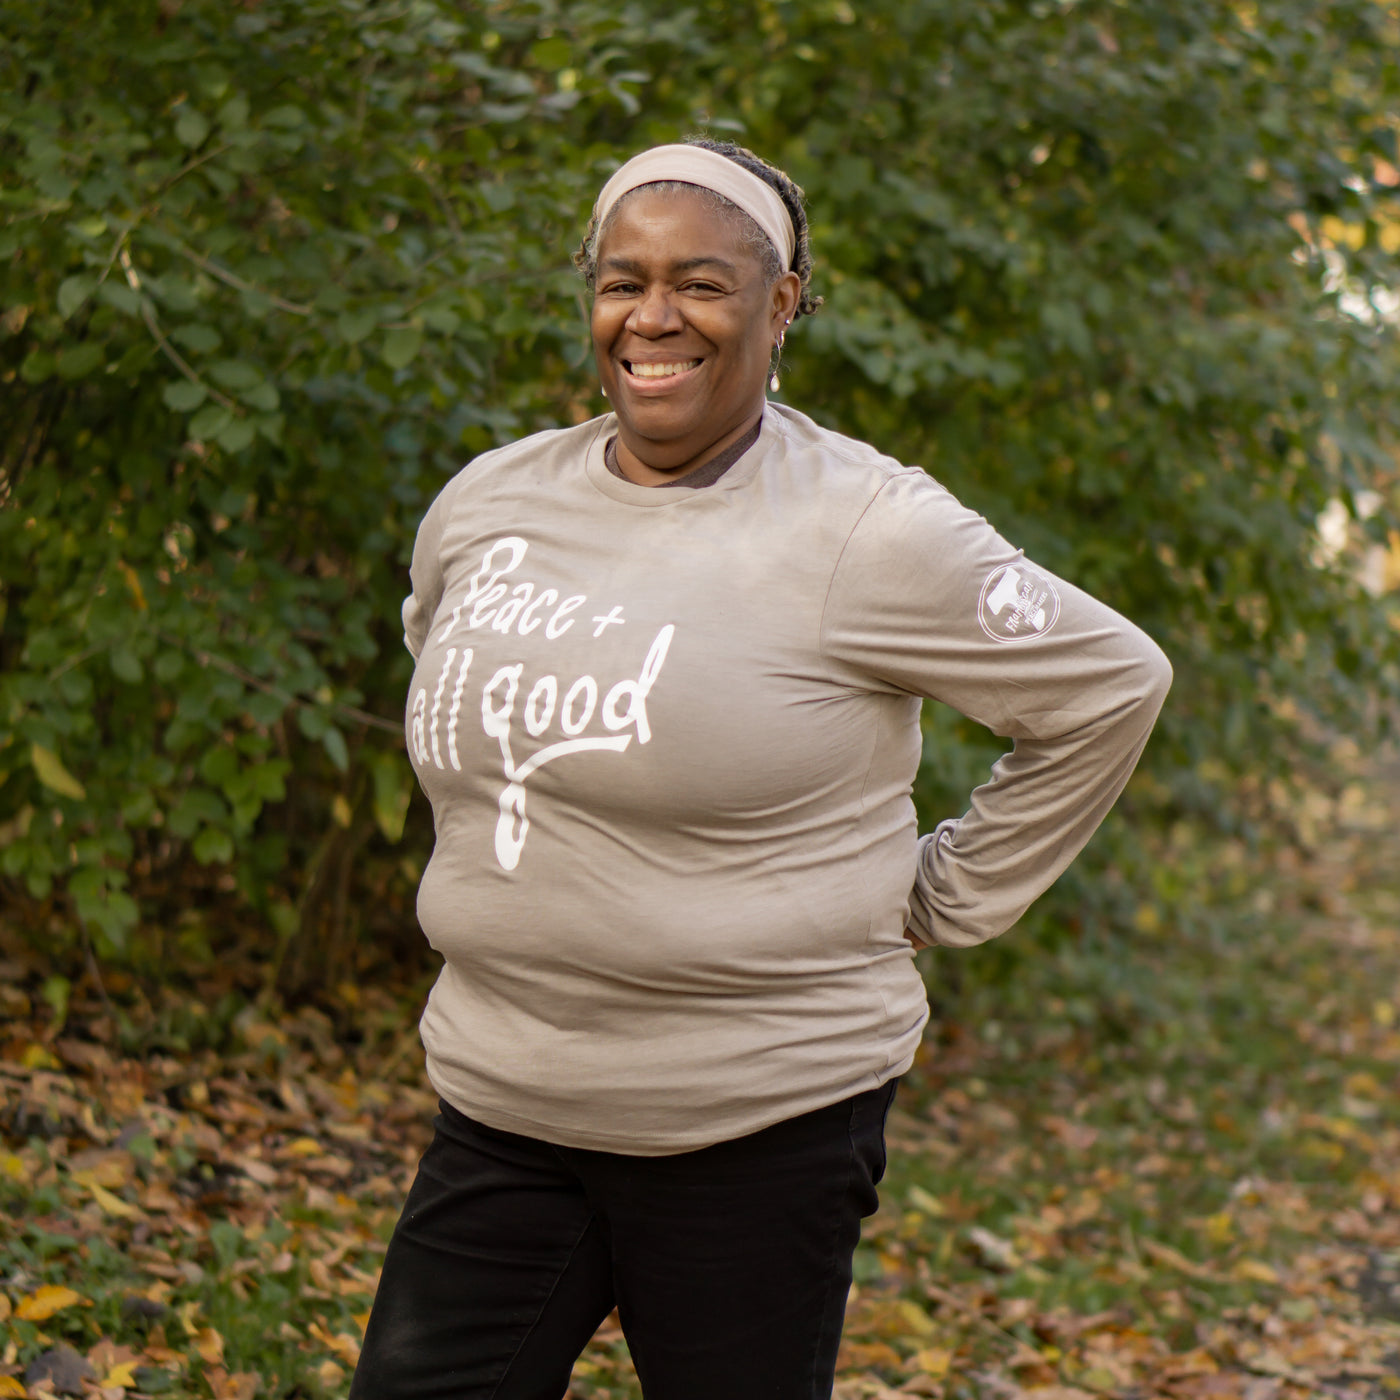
[614,404,766,487]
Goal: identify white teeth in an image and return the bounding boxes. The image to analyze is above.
[628,360,700,379]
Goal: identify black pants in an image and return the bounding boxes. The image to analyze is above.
[349,1081,898,1400]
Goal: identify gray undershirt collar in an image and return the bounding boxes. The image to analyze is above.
[604,418,763,490]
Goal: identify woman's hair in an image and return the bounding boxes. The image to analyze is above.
[573,137,822,321]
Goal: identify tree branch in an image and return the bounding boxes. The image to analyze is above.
[120,245,240,412]
[154,629,403,737]
[165,235,315,316]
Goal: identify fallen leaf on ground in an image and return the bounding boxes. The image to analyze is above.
[25,1345,93,1396]
[16,1286,87,1322]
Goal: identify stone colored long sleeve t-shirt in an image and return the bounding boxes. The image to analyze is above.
[401,403,1171,1154]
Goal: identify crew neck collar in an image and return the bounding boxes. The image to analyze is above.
[585,409,775,507]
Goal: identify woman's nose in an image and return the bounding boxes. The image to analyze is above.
[626,287,682,336]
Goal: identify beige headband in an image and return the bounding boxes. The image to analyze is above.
[593,144,796,270]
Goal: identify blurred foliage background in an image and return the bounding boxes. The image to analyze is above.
[2,0,1398,999]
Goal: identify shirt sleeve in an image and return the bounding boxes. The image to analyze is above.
[820,469,1172,949]
[401,483,454,659]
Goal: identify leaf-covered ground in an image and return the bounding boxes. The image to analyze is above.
[3,765,1399,1400]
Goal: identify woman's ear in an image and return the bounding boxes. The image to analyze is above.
[771,270,802,328]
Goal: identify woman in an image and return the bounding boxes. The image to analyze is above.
[351,139,1171,1400]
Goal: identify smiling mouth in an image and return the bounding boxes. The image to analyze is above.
[623,359,702,380]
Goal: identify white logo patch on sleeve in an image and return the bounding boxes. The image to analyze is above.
[977,563,1061,643]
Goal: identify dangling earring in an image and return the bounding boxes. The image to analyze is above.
[600,386,607,398]
[769,318,791,394]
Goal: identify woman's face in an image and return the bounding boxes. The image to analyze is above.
[591,186,801,479]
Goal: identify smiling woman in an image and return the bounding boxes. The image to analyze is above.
[350,138,1173,1400]
[576,140,816,484]
[592,193,792,483]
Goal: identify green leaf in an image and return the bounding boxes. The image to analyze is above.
[199,744,239,786]
[96,281,143,316]
[149,275,201,313]
[192,827,235,865]
[381,326,423,369]
[171,323,222,353]
[217,94,250,129]
[321,726,349,773]
[40,975,71,1030]
[175,106,211,147]
[371,753,412,843]
[337,309,377,345]
[20,350,55,383]
[30,744,86,801]
[209,358,262,391]
[253,412,284,445]
[36,171,76,202]
[163,379,209,412]
[153,651,185,683]
[530,36,573,70]
[262,104,305,128]
[242,381,280,412]
[479,181,515,212]
[168,788,229,839]
[57,274,97,319]
[110,648,144,683]
[76,885,137,955]
[188,403,233,441]
[57,342,104,379]
[420,304,461,334]
[216,416,257,453]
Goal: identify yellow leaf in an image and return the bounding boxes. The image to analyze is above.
[911,1346,953,1377]
[208,1370,260,1400]
[195,1327,225,1365]
[20,1043,61,1071]
[1320,214,1366,250]
[102,1361,140,1389]
[326,1332,360,1367]
[71,1155,130,1190]
[285,1137,323,1157]
[29,743,86,801]
[87,1180,142,1219]
[906,1185,946,1217]
[1204,1210,1234,1245]
[1383,532,1400,593]
[16,1284,88,1321]
[1233,1258,1280,1284]
[0,1292,10,1322]
[896,1299,936,1337]
[0,1377,27,1397]
[1141,1238,1219,1282]
[116,559,148,611]
[2,1152,30,1184]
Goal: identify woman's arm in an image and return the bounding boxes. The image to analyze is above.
[820,469,1171,949]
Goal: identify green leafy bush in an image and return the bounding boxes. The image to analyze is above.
[2,0,1397,980]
